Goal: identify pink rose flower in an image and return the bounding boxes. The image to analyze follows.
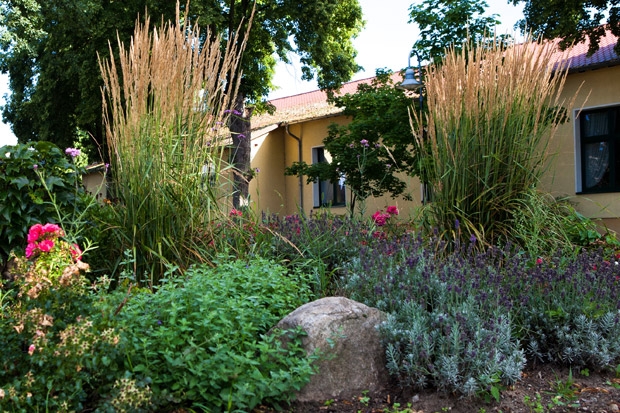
[38,239,55,253]
[41,223,62,237]
[71,244,82,261]
[27,224,43,243]
[25,243,37,258]
[386,205,399,216]
[28,344,35,356]
[372,211,388,227]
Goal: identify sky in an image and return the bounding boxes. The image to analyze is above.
[0,0,525,147]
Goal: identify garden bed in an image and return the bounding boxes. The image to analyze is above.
[257,364,620,413]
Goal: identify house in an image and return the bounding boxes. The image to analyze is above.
[248,73,421,218]
[543,29,620,232]
[83,163,108,201]
[249,30,620,231]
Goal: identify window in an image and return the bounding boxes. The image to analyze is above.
[578,106,620,193]
[312,147,346,207]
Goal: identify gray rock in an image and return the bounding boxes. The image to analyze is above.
[275,296,389,403]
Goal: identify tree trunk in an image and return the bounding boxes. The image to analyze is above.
[229,93,253,208]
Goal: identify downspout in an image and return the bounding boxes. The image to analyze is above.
[285,124,304,212]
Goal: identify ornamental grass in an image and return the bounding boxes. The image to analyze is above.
[415,37,579,249]
[99,3,249,285]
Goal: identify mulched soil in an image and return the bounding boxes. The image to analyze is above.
[256,363,620,413]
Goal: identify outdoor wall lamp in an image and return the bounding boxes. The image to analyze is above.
[398,49,430,203]
[397,50,424,110]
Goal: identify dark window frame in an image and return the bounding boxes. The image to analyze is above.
[312,147,346,208]
[578,106,620,194]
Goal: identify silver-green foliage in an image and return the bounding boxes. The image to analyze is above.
[380,299,525,395]
[525,310,620,369]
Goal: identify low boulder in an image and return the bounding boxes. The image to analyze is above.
[275,296,389,403]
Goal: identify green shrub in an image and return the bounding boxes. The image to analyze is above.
[0,142,88,268]
[110,256,317,411]
[508,189,613,258]
[0,227,123,412]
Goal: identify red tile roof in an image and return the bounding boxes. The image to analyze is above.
[552,28,620,72]
[252,73,403,129]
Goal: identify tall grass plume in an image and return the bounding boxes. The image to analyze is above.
[415,37,579,249]
[99,1,250,285]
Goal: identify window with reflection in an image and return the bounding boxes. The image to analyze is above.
[579,107,620,193]
[312,147,346,207]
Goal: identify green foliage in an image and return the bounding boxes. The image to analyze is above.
[258,212,384,295]
[508,190,594,258]
[110,257,317,411]
[511,0,620,56]
[285,70,420,214]
[0,242,124,412]
[0,142,88,267]
[0,0,363,152]
[409,0,508,63]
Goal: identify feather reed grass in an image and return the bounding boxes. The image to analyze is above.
[99,2,249,285]
[415,37,579,249]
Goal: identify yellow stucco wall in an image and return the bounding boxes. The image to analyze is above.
[248,127,286,215]
[544,65,620,231]
[250,115,422,218]
[82,170,107,201]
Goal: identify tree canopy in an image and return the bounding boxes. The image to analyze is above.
[0,0,363,155]
[408,0,503,62]
[285,70,421,214]
[511,0,620,55]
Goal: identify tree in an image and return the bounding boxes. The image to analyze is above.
[285,70,421,214]
[409,0,504,62]
[510,0,620,55]
[0,0,364,206]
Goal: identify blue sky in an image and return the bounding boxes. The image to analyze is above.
[0,0,524,147]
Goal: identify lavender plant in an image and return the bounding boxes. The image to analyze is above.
[340,233,620,396]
